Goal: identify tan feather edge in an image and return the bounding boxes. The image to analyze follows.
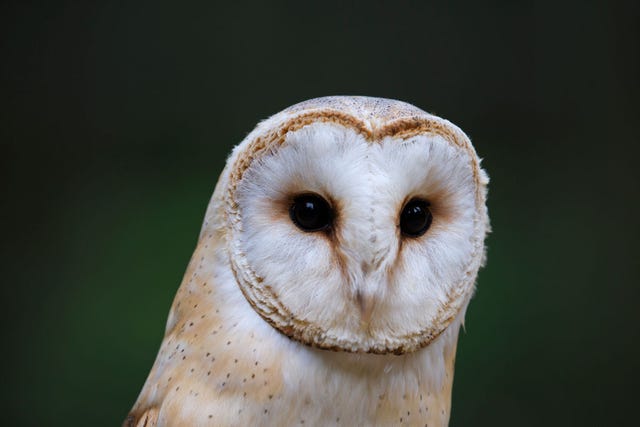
[225,105,489,355]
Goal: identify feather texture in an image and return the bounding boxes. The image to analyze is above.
[125,96,489,426]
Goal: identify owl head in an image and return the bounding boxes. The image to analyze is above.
[202,96,489,355]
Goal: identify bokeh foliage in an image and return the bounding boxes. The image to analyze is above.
[1,1,638,425]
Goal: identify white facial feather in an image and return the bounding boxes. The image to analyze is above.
[234,122,478,353]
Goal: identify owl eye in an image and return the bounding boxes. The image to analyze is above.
[290,194,333,232]
[400,198,433,237]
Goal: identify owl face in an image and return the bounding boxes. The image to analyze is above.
[219,97,488,354]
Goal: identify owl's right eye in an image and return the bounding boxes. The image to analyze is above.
[289,194,333,232]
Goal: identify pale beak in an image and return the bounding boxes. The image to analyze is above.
[356,289,377,330]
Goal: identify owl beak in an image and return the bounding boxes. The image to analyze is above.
[355,289,376,330]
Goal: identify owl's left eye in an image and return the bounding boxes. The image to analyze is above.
[290,194,333,232]
[400,198,433,237]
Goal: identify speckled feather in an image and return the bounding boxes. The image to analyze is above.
[124,96,489,427]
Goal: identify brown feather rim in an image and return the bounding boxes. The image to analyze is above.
[225,108,488,355]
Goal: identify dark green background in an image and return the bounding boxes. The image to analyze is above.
[2,0,638,425]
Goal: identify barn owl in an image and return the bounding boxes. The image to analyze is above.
[124,96,490,427]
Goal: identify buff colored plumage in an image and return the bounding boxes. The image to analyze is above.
[124,96,489,426]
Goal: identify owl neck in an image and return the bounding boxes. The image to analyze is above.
[285,312,464,426]
[174,233,465,426]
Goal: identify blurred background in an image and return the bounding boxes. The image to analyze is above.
[1,0,638,425]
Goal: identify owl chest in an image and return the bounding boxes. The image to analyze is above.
[149,261,453,426]
[156,337,451,426]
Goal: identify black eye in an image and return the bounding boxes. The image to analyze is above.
[400,198,433,237]
[289,194,333,232]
